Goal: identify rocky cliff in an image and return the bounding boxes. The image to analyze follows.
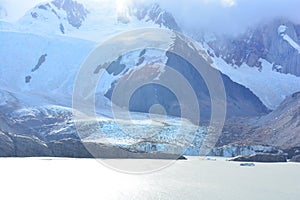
[207,19,300,76]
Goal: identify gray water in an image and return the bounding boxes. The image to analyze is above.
[1,157,299,200]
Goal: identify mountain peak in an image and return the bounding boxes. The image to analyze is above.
[26,0,89,30]
[12,1,180,42]
[134,3,181,31]
[51,0,89,28]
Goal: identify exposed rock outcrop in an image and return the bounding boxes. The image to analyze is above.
[230,153,287,163]
[47,139,92,158]
[283,146,300,159]
[249,91,300,148]
[209,144,283,157]
[208,19,300,76]
[106,34,269,123]
[217,91,300,149]
[0,131,52,157]
[52,0,89,28]
[0,132,14,157]
[290,155,300,162]
[13,134,52,157]
[135,3,181,31]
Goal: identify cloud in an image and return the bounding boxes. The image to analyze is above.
[0,0,43,21]
[2,0,300,35]
[133,0,300,35]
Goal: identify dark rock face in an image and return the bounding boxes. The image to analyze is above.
[30,0,88,30]
[38,5,48,10]
[127,83,181,118]
[0,135,186,159]
[208,19,300,76]
[60,23,65,34]
[165,47,268,119]
[0,131,52,157]
[47,139,92,158]
[0,88,298,158]
[106,56,126,76]
[216,91,300,149]
[230,153,287,163]
[209,144,283,157]
[105,35,269,123]
[254,91,300,148]
[3,108,74,142]
[135,3,181,32]
[31,54,47,72]
[283,146,300,159]
[13,135,52,157]
[25,76,32,83]
[83,141,185,159]
[31,12,38,19]
[0,95,187,159]
[0,132,14,157]
[52,0,89,28]
[0,92,79,143]
[290,155,300,162]
[221,74,269,117]
[25,54,48,84]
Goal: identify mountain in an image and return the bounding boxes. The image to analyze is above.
[0,27,269,157]
[0,0,270,157]
[5,0,180,42]
[134,3,181,31]
[217,91,300,154]
[17,0,89,35]
[0,31,268,120]
[196,19,300,109]
[103,32,269,121]
[0,31,93,98]
[0,0,299,157]
[206,19,300,76]
[0,88,202,157]
[0,0,269,120]
[255,91,300,148]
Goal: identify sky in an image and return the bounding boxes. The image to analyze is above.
[150,0,300,35]
[0,0,43,21]
[1,0,300,34]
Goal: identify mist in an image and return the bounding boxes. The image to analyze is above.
[0,0,43,21]
[133,0,300,35]
[1,0,300,35]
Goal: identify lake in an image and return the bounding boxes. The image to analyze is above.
[0,157,299,200]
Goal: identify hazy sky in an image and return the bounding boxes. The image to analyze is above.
[0,0,43,21]
[1,0,300,34]
[150,0,300,35]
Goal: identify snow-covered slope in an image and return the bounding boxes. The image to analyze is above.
[0,3,270,157]
[278,25,300,54]
[1,0,176,43]
[1,0,300,157]
[0,31,93,102]
[197,20,300,109]
[1,1,297,113]
[4,1,298,112]
[208,47,300,109]
[0,0,184,111]
[0,30,171,109]
[0,27,269,122]
[0,88,204,156]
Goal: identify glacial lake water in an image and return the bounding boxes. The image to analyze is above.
[0,157,299,200]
